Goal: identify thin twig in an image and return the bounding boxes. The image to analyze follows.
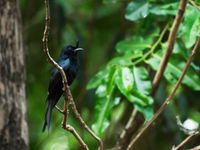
[112,109,144,150]
[55,106,64,114]
[69,94,104,150]
[63,125,89,150]
[152,0,188,96]
[172,131,199,150]
[43,0,89,149]
[189,0,200,11]
[111,23,169,150]
[188,145,200,150]
[127,33,200,150]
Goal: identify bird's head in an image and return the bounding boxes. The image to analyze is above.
[61,41,84,57]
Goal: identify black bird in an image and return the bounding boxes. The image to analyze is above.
[42,41,83,132]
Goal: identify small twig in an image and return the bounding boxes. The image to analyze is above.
[62,97,69,127]
[152,0,188,96]
[112,109,144,150]
[43,0,90,149]
[43,1,103,149]
[127,33,200,150]
[55,106,64,114]
[111,23,169,150]
[172,131,199,150]
[188,145,200,150]
[189,0,200,11]
[69,94,104,150]
[63,125,89,150]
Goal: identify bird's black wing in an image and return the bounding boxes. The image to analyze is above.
[42,58,70,133]
[48,58,70,94]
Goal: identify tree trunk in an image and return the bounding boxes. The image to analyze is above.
[0,0,29,150]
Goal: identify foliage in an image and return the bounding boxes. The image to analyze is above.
[22,0,200,149]
[87,0,200,137]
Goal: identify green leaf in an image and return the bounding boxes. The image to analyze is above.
[116,28,159,54]
[107,51,142,66]
[149,2,179,16]
[117,67,134,92]
[106,67,117,96]
[135,104,154,121]
[92,97,111,136]
[133,66,152,95]
[116,36,152,54]
[125,0,149,21]
[116,67,149,106]
[87,67,108,90]
[92,87,119,136]
[103,0,118,4]
[133,66,154,120]
[178,5,200,49]
[172,41,189,59]
[147,51,200,90]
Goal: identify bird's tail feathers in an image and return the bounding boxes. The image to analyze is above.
[42,99,54,133]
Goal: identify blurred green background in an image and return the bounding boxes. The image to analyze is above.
[21,0,200,149]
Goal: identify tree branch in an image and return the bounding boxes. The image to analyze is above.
[111,22,169,150]
[188,145,200,150]
[69,95,104,150]
[111,109,144,150]
[172,131,199,150]
[152,0,188,96]
[43,0,103,149]
[127,33,200,150]
[63,125,89,150]
[43,0,90,149]
[189,0,200,11]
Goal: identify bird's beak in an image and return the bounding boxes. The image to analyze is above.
[74,48,84,52]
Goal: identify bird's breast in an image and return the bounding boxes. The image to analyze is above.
[65,63,78,86]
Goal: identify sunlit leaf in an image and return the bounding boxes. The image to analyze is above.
[116,28,159,53]
[106,66,117,96]
[125,0,149,21]
[87,67,108,90]
[92,87,119,136]
[117,67,134,92]
[116,36,151,54]
[135,104,154,121]
[116,67,149,106]
[178,5,200,49]
[147,51,200,90]
[133,66,152,95]
[149,2,179,16]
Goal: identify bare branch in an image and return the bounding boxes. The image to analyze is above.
[172,131,199,150]
[188,145,200,150]
[189,0,200,11]
[127,33,200,150]
[111,109,144,150]
[43,0,89,149]
[69,95,104,150]
[63,125,89,150]
[55,106,64,114]
[43,0,103,149]
[111,22,169,150]
[152,0,188,96]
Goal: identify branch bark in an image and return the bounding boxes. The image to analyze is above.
[172,131,199,150]
[111,22,169,150]
[0,0,29,149]
[152,0,188,96]
[127,33,200,150]
[42,0,103,149]
[111,109,144,150]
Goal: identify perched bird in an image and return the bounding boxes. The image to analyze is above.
[42,41,83,132]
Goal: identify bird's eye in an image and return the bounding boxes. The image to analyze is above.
[69,46,73,50]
